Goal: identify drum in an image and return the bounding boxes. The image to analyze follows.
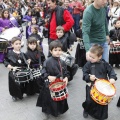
[0,39,8,53]
[49,78,68,101]
[90,79,116,105]
[110,41,120,54]
[31,67,42,79]
[14,68,33,83]
[60,52,75,67]
[0,27,21,41]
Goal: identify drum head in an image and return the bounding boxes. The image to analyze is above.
[0,27,20,41]
[95,80,116,96]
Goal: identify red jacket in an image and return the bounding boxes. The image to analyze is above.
[49,9,74,40]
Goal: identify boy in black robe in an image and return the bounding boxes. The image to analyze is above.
[36,40,70,117]
[82,44,117,120]
[109,19,120,68]
[4,37,31,100]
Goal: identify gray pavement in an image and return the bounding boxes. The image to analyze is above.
[0,37,120,120]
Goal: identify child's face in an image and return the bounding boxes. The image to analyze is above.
[115,21,120,28]
[50,47,62,57]
[56,30,64,38]
[89,51,102,63]
[32,18,37,24]
[4,11,9,18]
[28,42,37,51]
[28,11,31,16]
[12,40,21,51]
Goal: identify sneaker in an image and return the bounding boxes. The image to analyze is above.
[83,110,88,118]
[72,64,79,76]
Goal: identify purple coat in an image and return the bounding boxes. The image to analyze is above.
[0,18,13,33]
[22,15,32,22]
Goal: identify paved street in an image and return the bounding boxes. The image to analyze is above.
[0,36,120,120]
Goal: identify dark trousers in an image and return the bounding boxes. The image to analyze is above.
[73,14,80,34]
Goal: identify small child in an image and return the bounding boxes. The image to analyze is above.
[36,40,69,117]
[56,26,79,81]
[109,19,120,68]
[27,16,41,37]
[75,20,86,68]
[82,44,117,120]
[56,25,69,52]
[4,37,31,100]
[28,25,43,46]
[26,37,45,94]
[22,10,33,39]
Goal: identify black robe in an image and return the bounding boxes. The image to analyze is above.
[36,56,70,117]
[58,33,69,52]
[75,28,86,67]
[109,28,120,65]
[26,49,45,93]
[4,50,33,99]
[82,59,117,119]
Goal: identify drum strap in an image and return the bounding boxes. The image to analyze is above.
[58,59,63,79]
[21,52,29,66]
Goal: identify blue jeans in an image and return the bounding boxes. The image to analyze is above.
[73,14,80,34]
[90,42,109,62]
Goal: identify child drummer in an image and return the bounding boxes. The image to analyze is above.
[109,19,120,68]
[36,40,70,118]
[4,37,31,101]
[82,44,117,120]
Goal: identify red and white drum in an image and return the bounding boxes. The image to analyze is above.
[90,79,116,105]
[49,78,68,101]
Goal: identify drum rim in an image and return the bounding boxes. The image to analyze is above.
[52,93,68,101]
[90,92,110,105]
[94,79,116,97]
[49,78,66,92]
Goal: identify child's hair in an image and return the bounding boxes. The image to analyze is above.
[27,37,42,52]
[49,40,62,51]
[56,26,64,33]
[1,9,10,19]
[31,25,39,33]
[113,19,120,25]
[89,44,103,57]
[11,37,21,44]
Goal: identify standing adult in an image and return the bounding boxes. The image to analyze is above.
[64,0,73,16]
[70,0,84,34]
[82,0,110,62]
[46,0,74,44]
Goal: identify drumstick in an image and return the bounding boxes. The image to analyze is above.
[13,67,21,71]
